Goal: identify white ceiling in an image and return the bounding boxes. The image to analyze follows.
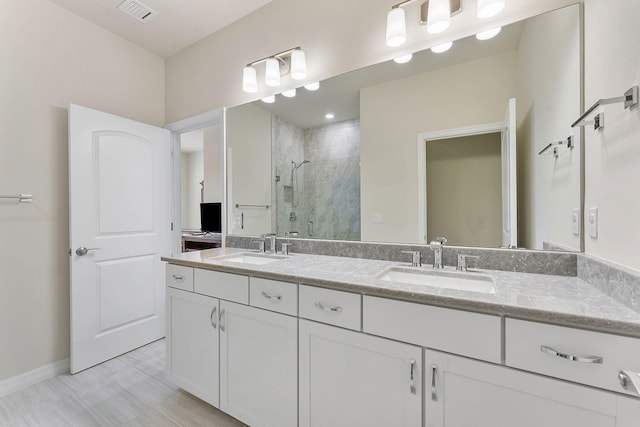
[48,0,273,58]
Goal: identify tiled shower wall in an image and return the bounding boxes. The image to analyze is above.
[272,117,361,240]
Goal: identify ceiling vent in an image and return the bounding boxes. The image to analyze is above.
[117,0,158,22]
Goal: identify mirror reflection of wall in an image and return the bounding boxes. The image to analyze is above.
[226,4,581,252]
[180,125,224,232]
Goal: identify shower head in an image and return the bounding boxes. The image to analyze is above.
[292,159,311,170]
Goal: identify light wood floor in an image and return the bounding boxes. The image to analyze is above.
[0,340,247,427]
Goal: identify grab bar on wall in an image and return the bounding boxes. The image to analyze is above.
[235,203,271,209]
[0,194,33,203]
[572,85,638,129]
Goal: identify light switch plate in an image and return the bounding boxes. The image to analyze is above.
[571,208,580,236]
[588,207,598,239]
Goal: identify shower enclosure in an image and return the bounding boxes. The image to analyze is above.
[272,116,361,240]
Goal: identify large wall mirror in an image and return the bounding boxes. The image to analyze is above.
[226,4,582,252]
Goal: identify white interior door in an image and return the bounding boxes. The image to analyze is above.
[501,98,517,248]
[69,104,172,373]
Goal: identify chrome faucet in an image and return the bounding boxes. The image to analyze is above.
[429,237,447,269]
[402,250,421,267]
[261,233,277,254]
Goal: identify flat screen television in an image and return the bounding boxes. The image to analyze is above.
[200,202,222,233]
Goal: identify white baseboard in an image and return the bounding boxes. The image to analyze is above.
[0,358,69,398]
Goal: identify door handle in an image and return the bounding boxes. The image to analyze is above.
[219,308,226,332]
[75,247,102,256]
[210,306,217,329]
[409,358,417,394]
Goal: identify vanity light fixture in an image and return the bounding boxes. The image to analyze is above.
[477,0,505,19]
[325,113,335,119]
[431,41,453,53]
[385,0,461,47]
[261,95,276,104]
[393,53,414,63]
[304,82,320,91]
[242,47,307,93]
[282,88,297,98]
[476,26,502,40]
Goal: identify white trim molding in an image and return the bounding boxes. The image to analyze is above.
[417,122,503,244]
[0,358,69,398]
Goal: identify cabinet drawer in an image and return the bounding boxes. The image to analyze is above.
[299,285,361,331]
[363,296,501,363]
[250,277,298,316]
[506,318,640,396]
[194,269,249,304]
[166,264,194,292]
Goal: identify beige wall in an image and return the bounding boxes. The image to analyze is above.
[203,125,224,203]
[360,52,518,243]
[583,0,640,271]
[517,5,581,251]
[427,134,502,247]
[226,104,272,236]
[181,151,204,230]
[165,0,578,123]
[0,0,164,382]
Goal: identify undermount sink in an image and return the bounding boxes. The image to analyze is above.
[212,252,287,265]
[376,266,496,294]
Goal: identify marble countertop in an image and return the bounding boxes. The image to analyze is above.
[162,248,640,338]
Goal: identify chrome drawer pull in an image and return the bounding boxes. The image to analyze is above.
[314,301,342,313]
[431,364,438,401]
[618,370,640,396]
[540,345,603,364]
[262,291,283,302]
[409,358,416,394]
[210,306,217,329]
[172,274,184,281]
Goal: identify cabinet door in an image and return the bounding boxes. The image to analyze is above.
[426,349,640,427]
[219,301,298,427]
[299,319,422,427]
[166,287,219,407]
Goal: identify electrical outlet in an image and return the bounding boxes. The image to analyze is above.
[571,208,580,236]
[588,207,598,239]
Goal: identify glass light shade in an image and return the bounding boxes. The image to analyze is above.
[304,82,320,91]
[476,27,502,40]
[242,66,257,93]
[393,53,413,64]
[431,41,453,53]
[386,8,406,47]
[282,88,296,97]
[261,95,275,103]
[265,58,281,87]
[290,49,307,80]
[426,0,451,34]
[477,0,505,18]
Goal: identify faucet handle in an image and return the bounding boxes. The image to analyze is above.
[251,238,266,253]
[281,242,292,255]
[435,236,447,245]
[401,250,422,267]
[457,254,479,271]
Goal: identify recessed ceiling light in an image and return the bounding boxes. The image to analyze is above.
[282,88,296,98]
[304,82,320,91]
[325,113,335,119]
[431,41,453,53]
[393,53,413,64]
[261,95,275,104]
[476,27,502,40]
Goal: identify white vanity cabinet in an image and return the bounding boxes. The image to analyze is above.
[425,349,640,427]
[219,300,298,427]
[166,287,220,407]
[299,319,423,427]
